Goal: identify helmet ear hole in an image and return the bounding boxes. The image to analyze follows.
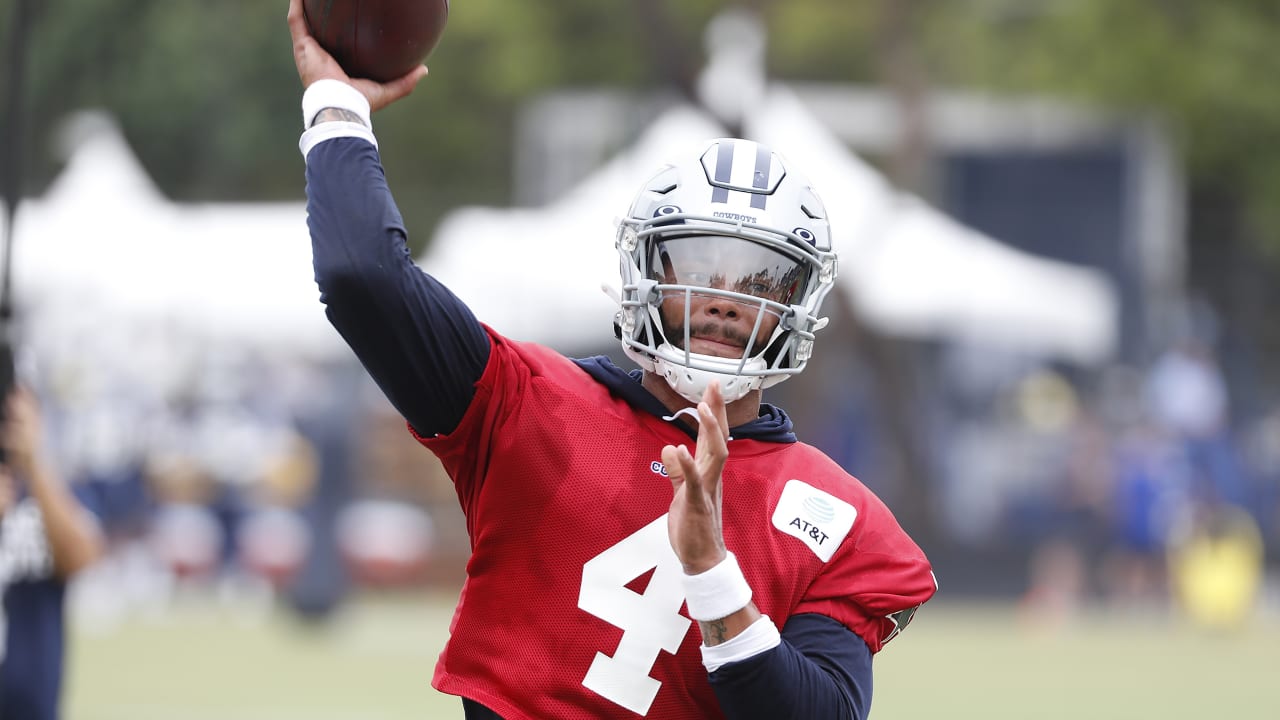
[653,205,683,230]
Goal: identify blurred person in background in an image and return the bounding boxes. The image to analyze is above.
[1105,413,1190,609]
[0,386,105,720]
[1016,375,1114,626]
[1143,314,1247,509]
[1168,502,1264,631]
[287,2,937,718]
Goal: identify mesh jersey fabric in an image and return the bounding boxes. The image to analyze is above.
[415,327,935,719]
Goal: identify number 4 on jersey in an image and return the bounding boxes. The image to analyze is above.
[578,515,692,715]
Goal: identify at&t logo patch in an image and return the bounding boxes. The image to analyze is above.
[770,480,857,562]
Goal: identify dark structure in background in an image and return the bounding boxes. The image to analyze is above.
[946,148,1135,358]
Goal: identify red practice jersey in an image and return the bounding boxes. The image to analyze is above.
[418,330,936,719]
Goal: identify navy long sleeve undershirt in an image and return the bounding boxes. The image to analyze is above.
[305,136,873,719]
[305,137,487,436]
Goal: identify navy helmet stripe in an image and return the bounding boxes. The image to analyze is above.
[711,141,734,203]
[750,144,771,210]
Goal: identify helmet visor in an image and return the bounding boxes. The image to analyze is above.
[646,235,805,305]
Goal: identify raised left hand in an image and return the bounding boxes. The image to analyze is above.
[664,381,731,575]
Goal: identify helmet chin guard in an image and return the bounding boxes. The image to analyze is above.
[613,138,838,405]
[649,344,765,404]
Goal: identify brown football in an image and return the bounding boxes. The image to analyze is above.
[303,0,449,83]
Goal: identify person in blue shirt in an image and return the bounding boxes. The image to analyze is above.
[0,386,105,720]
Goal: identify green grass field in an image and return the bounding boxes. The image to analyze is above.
[64,591,1280,719]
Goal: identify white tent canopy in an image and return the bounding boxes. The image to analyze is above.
[10,112,344,361]
[422,90,1118,363]
[11,98,1119,375]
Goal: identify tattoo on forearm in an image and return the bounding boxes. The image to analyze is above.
[702,619,730,646]
[313,107,367,126]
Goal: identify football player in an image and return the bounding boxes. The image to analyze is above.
[0,386,105,720]
[288,2,936,717]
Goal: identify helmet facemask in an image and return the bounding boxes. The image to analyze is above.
[613,139,837,405]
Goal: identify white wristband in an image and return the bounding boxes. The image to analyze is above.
[301,78,372,129]
[681,552,752,622]
[700,615,782,673]
[299,121,378,160]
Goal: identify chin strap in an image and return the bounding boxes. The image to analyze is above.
[661,407,700,424]
[660,407,735,441]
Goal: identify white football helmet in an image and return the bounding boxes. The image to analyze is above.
[615,138,838,404]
